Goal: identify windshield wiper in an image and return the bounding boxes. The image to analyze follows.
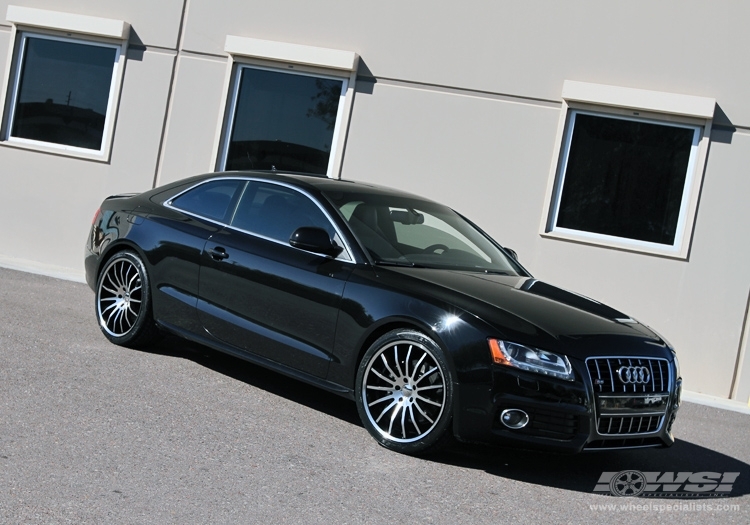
[373,260,422,268]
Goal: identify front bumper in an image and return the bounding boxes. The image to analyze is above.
[453,357,681,453]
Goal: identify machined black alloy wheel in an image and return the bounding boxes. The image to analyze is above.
[356,329,454,454]
[95,251,158,347]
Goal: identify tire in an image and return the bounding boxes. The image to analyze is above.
[355,329,454,455]
[95,250,159,348]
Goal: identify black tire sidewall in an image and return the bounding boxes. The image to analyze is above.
[355,329,454,455]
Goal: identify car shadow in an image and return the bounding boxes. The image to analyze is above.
[145,335,749,499]
[147,334,362,426]
[431,440,750,499]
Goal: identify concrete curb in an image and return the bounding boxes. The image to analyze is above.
[0,256,85,283]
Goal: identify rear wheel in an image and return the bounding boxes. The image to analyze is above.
[95,251,159,348]
[355,329,454,454]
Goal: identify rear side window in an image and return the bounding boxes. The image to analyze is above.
[170,180,244,222]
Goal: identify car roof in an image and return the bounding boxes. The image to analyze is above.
[177,170,431,202]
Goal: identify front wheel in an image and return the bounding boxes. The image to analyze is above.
[95,250,159,348]
[355,329,454,454]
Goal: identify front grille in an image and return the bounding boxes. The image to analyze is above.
[598,415,663,435]
[586,356,672,438]
[527,407,578,440]
[587,357,669,394]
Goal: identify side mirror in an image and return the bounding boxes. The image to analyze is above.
[289,227,343,257]
[504,247,518,261]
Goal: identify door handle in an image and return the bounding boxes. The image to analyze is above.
[208,246,229,261]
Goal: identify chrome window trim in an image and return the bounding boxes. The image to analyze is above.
[164,176,357,264]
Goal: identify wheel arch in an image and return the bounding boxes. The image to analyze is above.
[353,317,458,383]
[96,240,149,281]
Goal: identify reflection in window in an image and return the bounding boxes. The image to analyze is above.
[170,180,244,222]
[222,67,345,175]
[553,112,699,246]
[326,190,520,273]
[231,181,335,242]
[8,34,119,151]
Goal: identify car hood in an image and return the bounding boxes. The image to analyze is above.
[382,267,666,355]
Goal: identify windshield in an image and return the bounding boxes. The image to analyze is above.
[324,189,522,275]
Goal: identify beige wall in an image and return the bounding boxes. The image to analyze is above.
[180,0,750,127]
[0,0,748,400]
[157,54,228,186]
[0,0,184,48]
[343,79,750,400]
[0,45,174,272]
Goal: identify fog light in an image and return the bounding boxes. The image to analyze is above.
[500,408,529,429]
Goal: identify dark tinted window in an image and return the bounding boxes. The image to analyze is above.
[223,67,344,175]
[556,113,697,245]
[9,35,118,150]
[171,180,244,222]
[231,182,335,243]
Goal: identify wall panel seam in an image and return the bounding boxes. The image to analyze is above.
[152,0,189,188]
[360,76,561,109]
[730,287,750,399]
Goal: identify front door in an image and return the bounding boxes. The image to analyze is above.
[197,180,352,378]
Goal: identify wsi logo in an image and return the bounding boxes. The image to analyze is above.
[594,471,740,497]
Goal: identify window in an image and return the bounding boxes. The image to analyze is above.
[231,181,337,242]
[170,180,244,222]
[219,36,358,178]
[219,66,347,176]
[6,33,120,152]
[1,6,129,159]
[552,111,699,246]
[541,81,715,258]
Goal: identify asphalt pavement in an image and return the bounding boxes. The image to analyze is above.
[1,267,748,524]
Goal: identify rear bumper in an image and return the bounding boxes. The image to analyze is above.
[84,247,98,291]
[452,362,681,453]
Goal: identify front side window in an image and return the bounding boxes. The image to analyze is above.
[219,66,347,177]
[231,181,334,239]
[6,33,120,152]
[548,110,701,250]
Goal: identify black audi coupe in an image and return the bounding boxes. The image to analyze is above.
[85,171,682,455]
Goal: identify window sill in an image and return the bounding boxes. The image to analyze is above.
[540,229,689,260]
[0,138,110,163]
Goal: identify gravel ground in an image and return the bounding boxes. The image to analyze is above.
[0,267,748,524]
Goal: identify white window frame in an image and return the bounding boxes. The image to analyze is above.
[214,36,358,179]
[0,6,129,162]
[540,81,716,259]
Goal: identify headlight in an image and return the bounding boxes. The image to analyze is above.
[488,339,574,381]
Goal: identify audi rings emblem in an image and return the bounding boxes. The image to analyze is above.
[617,365,650,385]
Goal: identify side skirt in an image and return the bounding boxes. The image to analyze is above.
[157,321,355,400]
